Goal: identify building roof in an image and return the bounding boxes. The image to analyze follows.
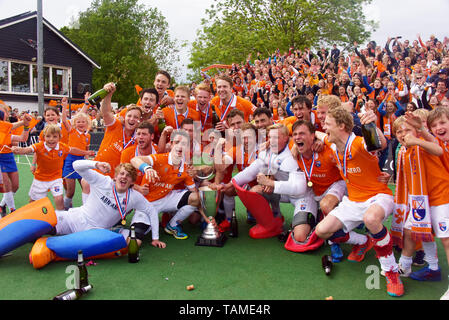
[0,11,101,69]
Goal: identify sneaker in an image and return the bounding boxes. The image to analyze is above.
[410,266,442,281]
[330,243,344,263]
[382,264,411,277]
[440,288,449,300]
[385,270,404,297]
[412,250,425,266]
[218,219,231,233]
[347,237,374,262]
[164,223,188,240]
[0,205,7,218]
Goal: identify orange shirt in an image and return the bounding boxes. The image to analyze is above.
[293,144,342,197]
[31,141,70,181]
[67,128,90,152]
[0,121,14,154]
[140,153,195,202]
[187,100,213,133]
[438,138,449,173]
[210,95,256,123]
[120,143,158,186]
[326,134,392,202]
[162,106,200,130]
[94,119,135,177]
[405,146,449,207]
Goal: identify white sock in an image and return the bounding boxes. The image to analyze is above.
[399,255,413,270]
[379,253,399,273]
[0,194,6,206]
[82,192,89,205]
[169,205,196,228]
[346,231,367,245]
[422,241,439,270]
[5,192,15,210]
[223,195,235,220]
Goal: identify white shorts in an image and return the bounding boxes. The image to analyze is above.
[55,208,89,235]
[314,180,347,203]
[131,189,189,226]
[29,178,64,201]
[329,193,394,233]
[404,203,449,238]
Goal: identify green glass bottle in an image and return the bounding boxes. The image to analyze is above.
[87,83,116,106]
[360,105,382,152]
[77,250,89,289]
[128,226,140,263]
[52,285,92,300]
[229,209,238,238]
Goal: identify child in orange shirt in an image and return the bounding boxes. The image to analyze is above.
[12,124,92,210]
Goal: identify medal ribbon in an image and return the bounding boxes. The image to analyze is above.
[174,108,189,130]
[219,94,235,122]
[335,134,354,180]
[122,128,135,149]
[300,153,315,182]
[112,185,130,223]
[200,103,210,131]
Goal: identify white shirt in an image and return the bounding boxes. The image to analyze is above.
[233,145,306,198]
[70,160,159,239]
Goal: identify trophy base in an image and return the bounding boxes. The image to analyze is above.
[195,233,227,247]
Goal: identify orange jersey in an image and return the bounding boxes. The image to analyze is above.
[404,145,449,207]
[0,121,14,154]
[67,128,91,152]
[94,119,135,177]
[162,106,200,130]
[187,100,213,132]
[140,153,195,202]
[210,95,256,123]
[120,143,158,186]
[438,138,449,173]
[39,123,69,144]
[326,134,392,202]
[293,144,343,197]
[31,141,70,181]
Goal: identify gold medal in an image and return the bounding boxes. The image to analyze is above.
[121,219,126,226]
[307,180,313,188]
[346,179,350,184]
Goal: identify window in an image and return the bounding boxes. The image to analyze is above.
[0,61,7,92]
[11,62,30,93]
[52,68,69,95]
[32,65,50,94]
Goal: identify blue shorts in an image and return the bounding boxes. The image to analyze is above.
[62,154,84,180]
[0,153,18,173]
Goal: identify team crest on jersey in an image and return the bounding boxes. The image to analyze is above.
[315,161,321,168]
[439,222,447,232]
[411,197,426,221]
[177,172,182,177]
[58,151,63,157]
[277,159,282,166]
[54,186,60,192]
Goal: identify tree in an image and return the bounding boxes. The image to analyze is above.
[188,0,377,79]
[61,0,182,106]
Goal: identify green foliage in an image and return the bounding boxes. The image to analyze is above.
[60,0,181,106]
[188,0,377,80]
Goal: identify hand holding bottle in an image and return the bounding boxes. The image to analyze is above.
[358,109,377,125]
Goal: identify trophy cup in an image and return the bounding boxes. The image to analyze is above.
[195,186,227,247]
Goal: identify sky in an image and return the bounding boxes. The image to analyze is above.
[1,0,448,82]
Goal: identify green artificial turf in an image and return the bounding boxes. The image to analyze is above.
[0,156,447,300]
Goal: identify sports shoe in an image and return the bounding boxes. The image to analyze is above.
[246,211,256,225]
[381,264,411,277]
[218,219,231,233]
[164,223,188,240]
[385,270,404,297]
[412,250,425,266]
[0,205,7,218]
[330,243,343,263]
[347,236,374,262]
[410,266,441,281]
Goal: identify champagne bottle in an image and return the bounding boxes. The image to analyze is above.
[211,104,220,128]
[360,105,382,152]
[157,103,167,132]
[229,209,238,238]
[87,83,116,106]
[321,255,333,276]
[128,226,140,263]
[77,250,89,289]
[52,285,92,301]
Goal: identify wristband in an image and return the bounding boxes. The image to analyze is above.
[138,163,151,174]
